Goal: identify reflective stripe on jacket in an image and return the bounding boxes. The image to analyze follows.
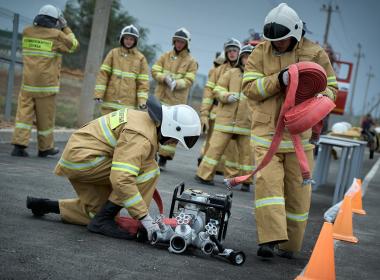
[55,109,159,219]
[200,63,232,119]
[94,47,149,108]
[213,67,251,135]
[242,38,338,152]
[21,26,79,98]
[152,49,198,105]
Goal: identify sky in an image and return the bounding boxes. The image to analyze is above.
[0,0,379,116]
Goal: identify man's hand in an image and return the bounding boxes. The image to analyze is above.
[164,75,173,87]
[227,94,239,103]
[140,214,160,241]
[201,116,209,134]
[94,98,103,104]
[278,69,289,87]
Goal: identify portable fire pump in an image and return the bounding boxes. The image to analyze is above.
[151,182,245,265]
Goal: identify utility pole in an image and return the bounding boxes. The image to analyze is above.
[321,2,339,46]
[77,0,112,126]
[349,43,364,118]
[361,66,375,116]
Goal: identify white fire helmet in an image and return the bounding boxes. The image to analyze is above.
[38,4,61,19]
[161,104,201,150]
[263,3,303,42]
[119,24,139,47]
[172,27,191,46]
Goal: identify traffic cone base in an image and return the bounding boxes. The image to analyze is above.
[352,208,366,215]
[295,222,335,280]
[332,195,358,244]
[332,233,358,243]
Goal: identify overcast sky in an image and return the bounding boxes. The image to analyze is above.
[0,0,379,116]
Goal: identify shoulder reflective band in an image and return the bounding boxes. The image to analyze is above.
[23,37,53,51]
[109,109,128,129]
[98,116,117,147]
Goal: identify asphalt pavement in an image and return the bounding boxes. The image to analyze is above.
[0,139,379,280]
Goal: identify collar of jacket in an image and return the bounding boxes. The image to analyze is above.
[120,46,137,56]
[171,48,189,58]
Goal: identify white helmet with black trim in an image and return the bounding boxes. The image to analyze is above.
[263,3,303,42]
[161,104,201,150]
[213,51,225,65]
[119,24,139,47]
[223,38,241,52]
[237,44,254,66]
[172,27,191,47]
[38,4,61,19]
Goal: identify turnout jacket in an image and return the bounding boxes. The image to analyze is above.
[242,37,338,152]
[94,47,149,109]
[214,67,251,135]
[152,49,197,105]
[55,109,159,219]
[21,25,79,98]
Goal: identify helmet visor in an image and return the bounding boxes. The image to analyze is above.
[263,23,291,40]
[184,135,199,149]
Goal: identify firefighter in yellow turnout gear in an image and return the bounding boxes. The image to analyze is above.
[199,38,242,178]
[197,51,225,164]
[242,3,338,258]
[196,45,254,190]
[11,5,79,157]
[151,28,198,168]
[26,95,201,241]
[94,25,149,115]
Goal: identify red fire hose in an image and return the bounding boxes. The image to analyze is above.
[226,61,336,187]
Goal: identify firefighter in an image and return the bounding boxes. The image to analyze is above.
[197,51,225,165]
[94,25,149,115]
[11,4,79,157]
[26,95,201,241]
[242,3,337,258]
[151,28,198,169]
[196,45,255,191]
[198,38,242,182]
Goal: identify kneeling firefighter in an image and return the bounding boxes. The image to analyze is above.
[26,95,201,241]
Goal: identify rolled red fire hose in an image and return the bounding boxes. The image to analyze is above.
[226,61,336,187]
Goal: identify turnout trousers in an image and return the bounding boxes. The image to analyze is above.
[57,159,158,225]
[197,130,253,183]
[254,146,314,252]
[12,93,56,151]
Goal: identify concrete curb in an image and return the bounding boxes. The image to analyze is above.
[0,128,75,144]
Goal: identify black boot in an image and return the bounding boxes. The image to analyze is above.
[26,196,60,216]
[257,242,275,258]
[194,175,214,186]
[276,248,294,259]
[158,156,168,169]
[87,201,134,240]
[11,144,29,157]
[38,147,60,158]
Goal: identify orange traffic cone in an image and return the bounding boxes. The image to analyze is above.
[351,179,366,215]
[332,195,358,243]
[295,222,335,280]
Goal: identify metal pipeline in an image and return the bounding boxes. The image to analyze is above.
[192,231,215,255]
[151,223,174,245]
[168,224,192,254]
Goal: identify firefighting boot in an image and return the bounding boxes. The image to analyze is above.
[241,183,251,192]
[158,156,168,169]
[87,201,134,240]
[276,248,294,259]
[257,242,276,258]
[11,144,29,157]
[194,175,215,186]
[38,147,60,158]
[26,196,60,216]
